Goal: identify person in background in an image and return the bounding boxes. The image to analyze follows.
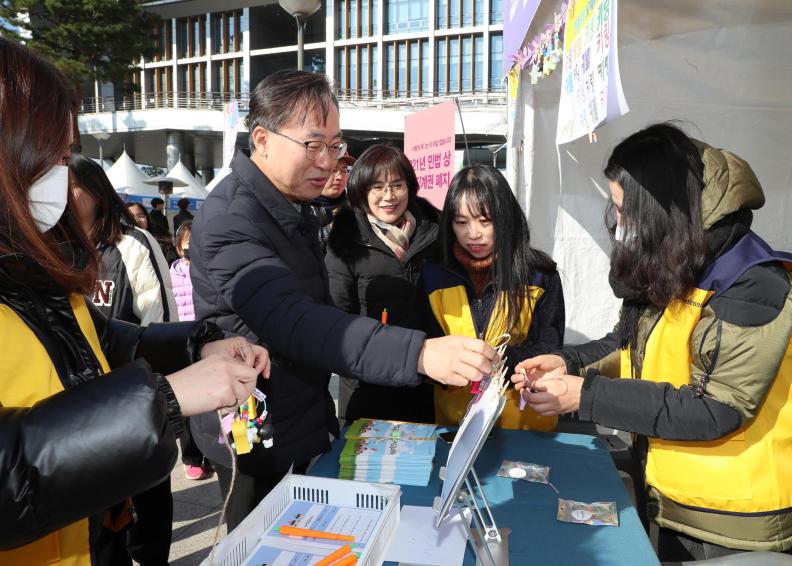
[190,70,498,531]
[325,144,439,424]
[71,155,178,326]
[0,36,267,565]
[170,221,215,481]
[173,197,194,234]
[424,164,564,430]
[513,123,792,559]
[127,202,150,230]
[308,151,355,253]
[70,154,181,565]
[148,197,169,236]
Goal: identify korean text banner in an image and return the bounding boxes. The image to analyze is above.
[556,0,629,144]
[405,100,456,210]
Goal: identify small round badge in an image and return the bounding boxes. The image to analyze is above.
[508,467,527,479]
[571,509,593,521]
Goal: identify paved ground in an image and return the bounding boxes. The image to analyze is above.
[166,375,341,565]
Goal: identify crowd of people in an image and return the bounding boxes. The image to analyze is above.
[0,37,789,565]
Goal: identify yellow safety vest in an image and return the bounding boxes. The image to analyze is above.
[620,286,792,513]
[0,294,111,566]
[429,284,557,431]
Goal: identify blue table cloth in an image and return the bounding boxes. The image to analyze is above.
[309,429,660,566]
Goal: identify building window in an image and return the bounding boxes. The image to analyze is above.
[145,67,173,108]
[153,22,172,62]
[437,0,482,29]
[489,33,503,91]
[177,16,206,57]
[490,0,502,24]
[436,34,484,94]
[212,58,243,97]
[336,44,378,98]
[177,18,189,58]
[337,0,379,39]
[211,10,242,54]
[386,0,428,34]
[384,39,430,97]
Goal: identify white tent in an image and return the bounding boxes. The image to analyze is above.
[508,0,792,343]
[167,161,209,200]
[105,150,156,197]
[105,151,153,196]
[205,168,231,193]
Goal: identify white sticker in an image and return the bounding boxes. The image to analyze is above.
[508,467,527,479]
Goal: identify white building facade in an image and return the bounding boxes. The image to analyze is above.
[78,0,507,180]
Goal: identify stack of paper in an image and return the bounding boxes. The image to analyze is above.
[339,419,437,486]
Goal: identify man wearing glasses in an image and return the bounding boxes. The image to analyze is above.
[190,70,498,529]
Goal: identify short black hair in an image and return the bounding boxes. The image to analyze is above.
[177,197,190,210]
[150,197,164,207]
[247,70,339,152]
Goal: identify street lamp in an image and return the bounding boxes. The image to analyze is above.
[93,132,111,166]
[279,0,321,71]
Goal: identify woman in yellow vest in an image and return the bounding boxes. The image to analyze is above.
[514,123,792,559]
[0,39,268,565]
[423,164,564,430]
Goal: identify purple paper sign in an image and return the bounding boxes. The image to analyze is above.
[503,0,541,73]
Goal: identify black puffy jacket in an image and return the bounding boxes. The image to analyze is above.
[190,153,427,475]
[0,253,214,554]
[325,198,439,423]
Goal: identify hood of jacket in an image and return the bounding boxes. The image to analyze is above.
[694,140,765,230]
[327,197,439,263]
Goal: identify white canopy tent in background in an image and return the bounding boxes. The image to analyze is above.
[205,168,231,193]
[166,161,209,200]
[105,150,156,197]
[507,0,792,344]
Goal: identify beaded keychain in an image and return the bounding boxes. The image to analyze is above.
[221,388,275,455]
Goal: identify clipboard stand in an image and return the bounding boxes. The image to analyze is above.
[432,351,512,566]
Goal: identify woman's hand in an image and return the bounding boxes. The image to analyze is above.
[166,354,261,416]
[510,354,567,391]
[519,374,583,416]
[418,336,500,386]
[201,337,271,378]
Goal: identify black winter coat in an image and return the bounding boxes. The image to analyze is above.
[0,253,213,551]
[325,199,439,423]
[189,153,427,474]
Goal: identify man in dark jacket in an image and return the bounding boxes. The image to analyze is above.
[190,70,498,530]
[173,198,194,234]
[148,197,170,236]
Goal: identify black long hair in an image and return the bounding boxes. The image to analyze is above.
[440,165,556,331]
[70,154,137,247]
[604,123,707,308]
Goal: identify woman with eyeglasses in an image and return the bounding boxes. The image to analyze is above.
[423,164,565,430]
[126,202,150,230]
[325,144,440,424]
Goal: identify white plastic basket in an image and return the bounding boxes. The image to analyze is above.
[201,474,401,566]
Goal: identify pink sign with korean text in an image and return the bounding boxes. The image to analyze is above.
[405,100,456,210]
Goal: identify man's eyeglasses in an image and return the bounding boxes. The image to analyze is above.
[369,181,407,197]
[269,129,347,161]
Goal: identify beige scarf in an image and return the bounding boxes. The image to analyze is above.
[367,209,416,262]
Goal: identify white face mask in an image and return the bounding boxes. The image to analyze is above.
[29,165,69,232]
[614,223,637,245]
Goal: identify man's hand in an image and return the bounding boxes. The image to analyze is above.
[519,374,583,416]
[418,336,500,387]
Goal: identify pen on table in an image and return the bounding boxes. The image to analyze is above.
[332,554,357,566]
[276,525,355,542]
[329,553,357,566]
[314,544,352,566]
[381,308,388,325]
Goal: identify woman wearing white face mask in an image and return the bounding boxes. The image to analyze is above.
[513,123,792,560]
[0,38,270,565]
